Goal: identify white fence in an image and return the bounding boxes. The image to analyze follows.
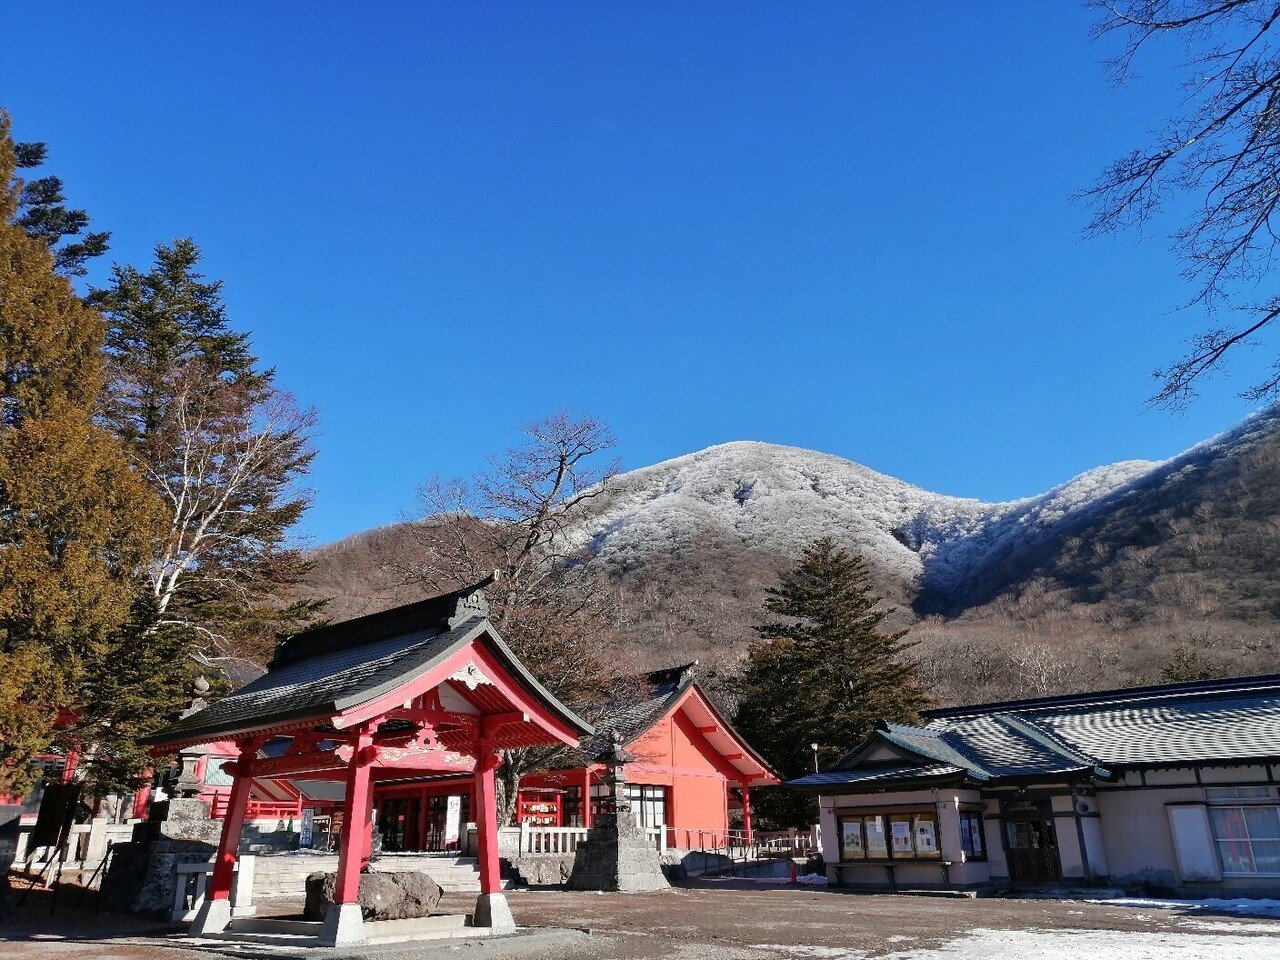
[14,818,137,877]
[503,822,668,856]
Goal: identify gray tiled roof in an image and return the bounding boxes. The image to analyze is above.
[786,674,1280,794]
[573,663,696,763]
[788,763,964,790]
[144,620,472,747]
[144,581,594,749]
[1016,689,1280,767]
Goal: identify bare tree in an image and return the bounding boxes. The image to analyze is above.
[95,240,322,674]
[397,412,632,823]
[1084,1,1280,405]
[135,367,318,668]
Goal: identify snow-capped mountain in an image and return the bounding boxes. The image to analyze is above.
[562,437,1164,600]
[300,403,1280,690]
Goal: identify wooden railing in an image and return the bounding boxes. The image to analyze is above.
[208,794,301,821]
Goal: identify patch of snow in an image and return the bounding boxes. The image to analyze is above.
[1092,897,1280,918]
[891,927,1278,959]
[796,872,829,885]
[751,927,1280,959]
[1177,918,1280,934]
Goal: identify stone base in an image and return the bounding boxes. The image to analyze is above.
[321,902,366,946]
[508,853,575,886]
[190,897,231,937]
[565,816,670,893]
[472,892,515,934]
[103,839,219,914]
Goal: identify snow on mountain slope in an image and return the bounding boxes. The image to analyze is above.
[563,439,1165,593]
[565,406,1280,602]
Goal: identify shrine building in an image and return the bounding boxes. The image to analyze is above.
[143,578,593,947]
[361,662,778,855]
[790,673,1280,897]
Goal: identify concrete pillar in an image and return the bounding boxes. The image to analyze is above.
[817,796,838,883]
[230,854,256,917]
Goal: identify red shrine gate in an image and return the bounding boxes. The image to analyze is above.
[144,580,593,947]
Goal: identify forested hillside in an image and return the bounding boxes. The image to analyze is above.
[297,406,1280,706]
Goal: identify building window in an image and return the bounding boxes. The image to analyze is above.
[1206,786,1277,801]
[588,783,667,828]
[1209,804,1280,876]
[959,809,986,860]
[563,786,583,827]
[628,784,667,829]
[837,811,941,861]
[203,758,234,787]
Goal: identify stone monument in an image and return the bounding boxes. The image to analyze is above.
[103,678,226,913]
[566,731,669,892]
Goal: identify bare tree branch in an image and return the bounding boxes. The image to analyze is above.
[1084,0,1280,404]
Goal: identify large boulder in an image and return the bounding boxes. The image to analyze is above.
[304,870,443,921]
[389,871,446,916]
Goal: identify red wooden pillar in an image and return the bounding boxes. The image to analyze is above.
[740,782,753,845]
[333,727,375,905]
[581,766,593,828]
[207,741,257,901]
[473,750,502,895]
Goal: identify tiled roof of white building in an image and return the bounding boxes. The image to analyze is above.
[787,674,1280,792]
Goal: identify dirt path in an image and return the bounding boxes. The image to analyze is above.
[1,881,1277,959]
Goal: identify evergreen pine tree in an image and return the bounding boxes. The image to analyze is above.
[0,112,161,795]
[734,537,927,827]
[4,128,110,276]
[91,239,319,673]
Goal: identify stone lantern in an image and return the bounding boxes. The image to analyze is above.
[173,677,212,799]
[566,729,669,892]
[597,730,636,820]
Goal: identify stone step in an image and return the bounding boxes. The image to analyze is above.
[227,917,323,935]
[361,914,483,946]
[254,884,483,897]
[215,931,323,948]
[206,918,485,949]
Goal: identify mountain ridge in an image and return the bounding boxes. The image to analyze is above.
[298,406,1280,703]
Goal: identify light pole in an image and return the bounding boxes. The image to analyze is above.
[810,742,820,773]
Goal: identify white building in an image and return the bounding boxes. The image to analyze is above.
[789,674,1280,896]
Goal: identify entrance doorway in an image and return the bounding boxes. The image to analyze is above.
[1001,799,1061,882]
[373,793,471,852]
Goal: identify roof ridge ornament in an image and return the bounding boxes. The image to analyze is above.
[446,571,499,628]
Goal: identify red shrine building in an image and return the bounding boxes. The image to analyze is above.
[143,579,594,946]
[185,662,778,857]
[501,663,778,847]
[367,662,778,851]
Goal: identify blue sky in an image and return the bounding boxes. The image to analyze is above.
[3,2,1271,544]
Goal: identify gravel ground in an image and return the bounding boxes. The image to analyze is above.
[1,880,1279,959]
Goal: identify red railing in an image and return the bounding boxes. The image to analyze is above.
[208,793,302,821]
